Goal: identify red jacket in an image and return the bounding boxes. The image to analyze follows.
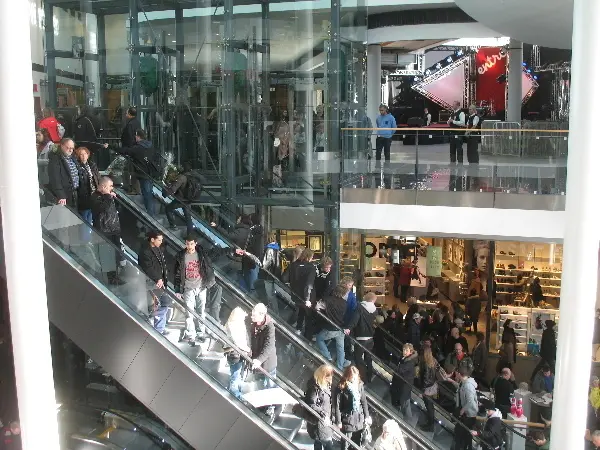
[37,117,61,143]
[398,266,413,286]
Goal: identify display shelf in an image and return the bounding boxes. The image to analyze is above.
[496,306,560,354]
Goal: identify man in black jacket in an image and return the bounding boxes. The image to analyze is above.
[471,398,503,449]
[315,256,334,301]
[250,303,281,424]
[174,234,241,343]
[315,283,349,370]
[48,138,79,206]
[347,292,377,383]
[117,129,157,216]
[138,230,170,335]
[74,106,107,154]
[91,176,124,286]
[492,367,516,418]
[288,248,317,336]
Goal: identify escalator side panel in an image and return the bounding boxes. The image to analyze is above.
[43,244,288,450]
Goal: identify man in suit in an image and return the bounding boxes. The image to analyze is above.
[48,138,79,206]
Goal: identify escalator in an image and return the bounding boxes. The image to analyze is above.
[111,182,464,449]
[40,194,440,450]
[111,172,526,450]
[41,198,336,450]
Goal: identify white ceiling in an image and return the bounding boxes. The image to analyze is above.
[454,0,574,49]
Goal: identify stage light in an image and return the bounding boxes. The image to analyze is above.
[527,69,531,73]
[456,49,463,56]
[446,56,452,63]
[425,69,431,75]
[534,75,538,80]
[436,63,442,69]
[414,77,420,82]
[522,62,527,66]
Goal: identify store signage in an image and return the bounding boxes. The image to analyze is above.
[477,50,507,75]
[426,246,442,277]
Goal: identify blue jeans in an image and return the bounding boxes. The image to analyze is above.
[260,368,277,389]
[240,265,259,292]
[229,360,244,399]
[79,209,93,242]
[316,329,345,370]
[153,305,169,332]
[139,178,155,216]
[314,440,334,450]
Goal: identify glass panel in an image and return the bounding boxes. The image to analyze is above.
[341,128,568,209]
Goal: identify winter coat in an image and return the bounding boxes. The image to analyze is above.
[472,341,488,376]
[262,242,282,279]
[315,265,335,300]
[229,223,252,249]
[334,382,369,432]
[138,244,168,283]
[73,114,103,152]
[117,139,156,179]
[457,377,478,417]
[445,352,474,375]
[120,117,142,147]
[174,244,232,293]
[540,328,557,365]
[391,352,417,404]
[501,327,517,363]
[492,376,516,408]
[305,378,333,442]
[91,192,120,235]
[408,319,421,351]
[347,301,377,339]
[251,316,277,372]
[243,224,263,271]
[420,362,437,390]
[466,296,482,321]
[320,293,348,331]
[289,261,317,304]
[373,432,408,450]
[479,409,504,448]
[48,151,77,202]
[76,160,100,211]
[343,291,358,326]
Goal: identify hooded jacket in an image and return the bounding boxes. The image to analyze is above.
[321,293,347,331]
[174,244,233,293]
[251,316,277,372]
[480,409,503,448]
[334,381,370,432]
[347,301,377,339]
[91,191,120,235]
[118,139,156,179]
[457,377,478,418]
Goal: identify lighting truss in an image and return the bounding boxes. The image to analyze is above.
[411,55,470,110]
[522,68,539,104]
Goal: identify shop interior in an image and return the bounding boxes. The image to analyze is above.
[337,231,561,361]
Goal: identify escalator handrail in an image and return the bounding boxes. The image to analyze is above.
[40,197,362,450]
[110,195,450,450]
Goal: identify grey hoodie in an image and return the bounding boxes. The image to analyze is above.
[457,377,478,417]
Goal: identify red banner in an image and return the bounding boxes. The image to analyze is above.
[475,47,507,112]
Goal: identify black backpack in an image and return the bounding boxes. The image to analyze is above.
[184,174,202,200]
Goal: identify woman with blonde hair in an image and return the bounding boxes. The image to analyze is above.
[418,345,440,432]
[374,419,408,450]
[305,364,335,450]
[334,365,371,450]
[224,307,251,399]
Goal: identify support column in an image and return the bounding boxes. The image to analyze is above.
[175,8,184,165]
[0,0,60,449]
[97,15,107,107]
[128,0,140,106]
[326,0,341,285]
[222,0,236,203]
[549,1,600,448]
[367,44,381,148]
[506,39,523,123]
[44,1,57,108]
